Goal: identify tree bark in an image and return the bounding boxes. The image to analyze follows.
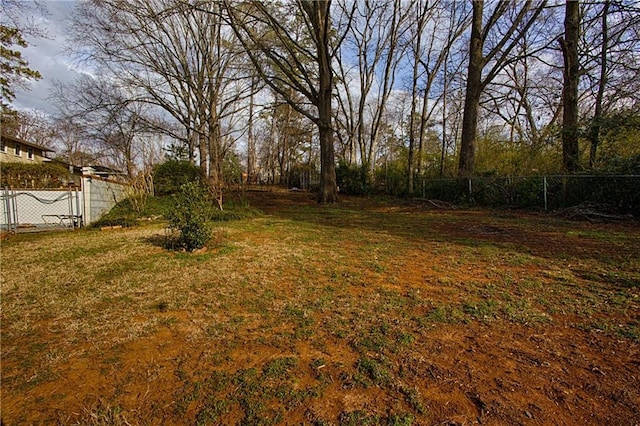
[589,0,609,169]
[247,76,257,181]
[458,0,483,177]
[561,0,581,173]
[310,1,339,203]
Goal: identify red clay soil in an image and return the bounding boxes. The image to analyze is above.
[5,313,637,425]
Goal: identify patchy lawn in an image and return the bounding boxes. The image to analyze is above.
[1,189,639,425]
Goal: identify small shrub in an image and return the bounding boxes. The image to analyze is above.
[166,182,213,251]
[336,162,372,195]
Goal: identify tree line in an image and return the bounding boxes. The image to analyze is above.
[3,0,640,202]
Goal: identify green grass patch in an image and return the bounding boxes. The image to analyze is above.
[92,194,261,229]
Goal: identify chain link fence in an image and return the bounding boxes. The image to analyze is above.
[1,187,83,233]
[1,171,129,234]
[416,175,640,215]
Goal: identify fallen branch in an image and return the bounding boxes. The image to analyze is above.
[556,204,633,222]
[413,198,458,210]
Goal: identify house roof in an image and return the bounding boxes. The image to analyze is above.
[88,165,125,176]
[1,133,56,152]
[50,160,125,177]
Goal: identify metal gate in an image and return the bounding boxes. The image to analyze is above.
[1,187,83,233]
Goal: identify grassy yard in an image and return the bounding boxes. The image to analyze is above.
[1,190,639,425]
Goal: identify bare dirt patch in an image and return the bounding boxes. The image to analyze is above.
[1,189,639,425]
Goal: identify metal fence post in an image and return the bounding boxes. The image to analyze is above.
[67,187,74,230]
[12,189,17,232]
[3,187,11,232]
[75,187,82,228]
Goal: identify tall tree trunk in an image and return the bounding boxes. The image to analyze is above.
[318,97,338,203]
[440,58,448,177]
[198,128,208,176]
[407,94,419,195]
[407,0,426,195]
[458,0,483,177]
[247,76,257,181]
[208,107,224,210]
[589,0,609,169]
[277,100,291,186]
[308,1,338,203]
[188,131,196,165]
[561,0,580,172]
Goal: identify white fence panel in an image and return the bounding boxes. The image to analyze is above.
[2,172,129,232]
[1,189,83,231]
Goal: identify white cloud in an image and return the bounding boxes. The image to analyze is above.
[11,1,82,115]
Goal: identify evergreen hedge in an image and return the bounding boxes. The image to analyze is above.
[0,162,72,188]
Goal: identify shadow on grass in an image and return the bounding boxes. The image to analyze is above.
[242,190,640,268]
[142,233,171,249]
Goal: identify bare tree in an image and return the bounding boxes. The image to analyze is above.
[1,109,53,145]
[51,75,152,178]
[458,0,547,177]
[246,75,260,183]
[481,8,563,149]
[70,0,251,204]
[439,48,467,177]
[582,0,640,168]
[405,0,470,192]
[587,0,610,169]
[49,116,97,167]
[223,0,350,202]
[334,0,413,179]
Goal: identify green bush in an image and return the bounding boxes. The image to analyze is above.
[374,162,408,197]
[166,182,213,251]
[336,162,372,195]
[153,160,203,196]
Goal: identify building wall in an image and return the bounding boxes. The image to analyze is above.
[0,139,49,164]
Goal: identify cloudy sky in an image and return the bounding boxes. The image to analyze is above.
[11,1,83,115]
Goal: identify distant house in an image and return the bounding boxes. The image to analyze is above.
[0,134,55,164]
[49,161,128,185]
[82,165,127,181]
